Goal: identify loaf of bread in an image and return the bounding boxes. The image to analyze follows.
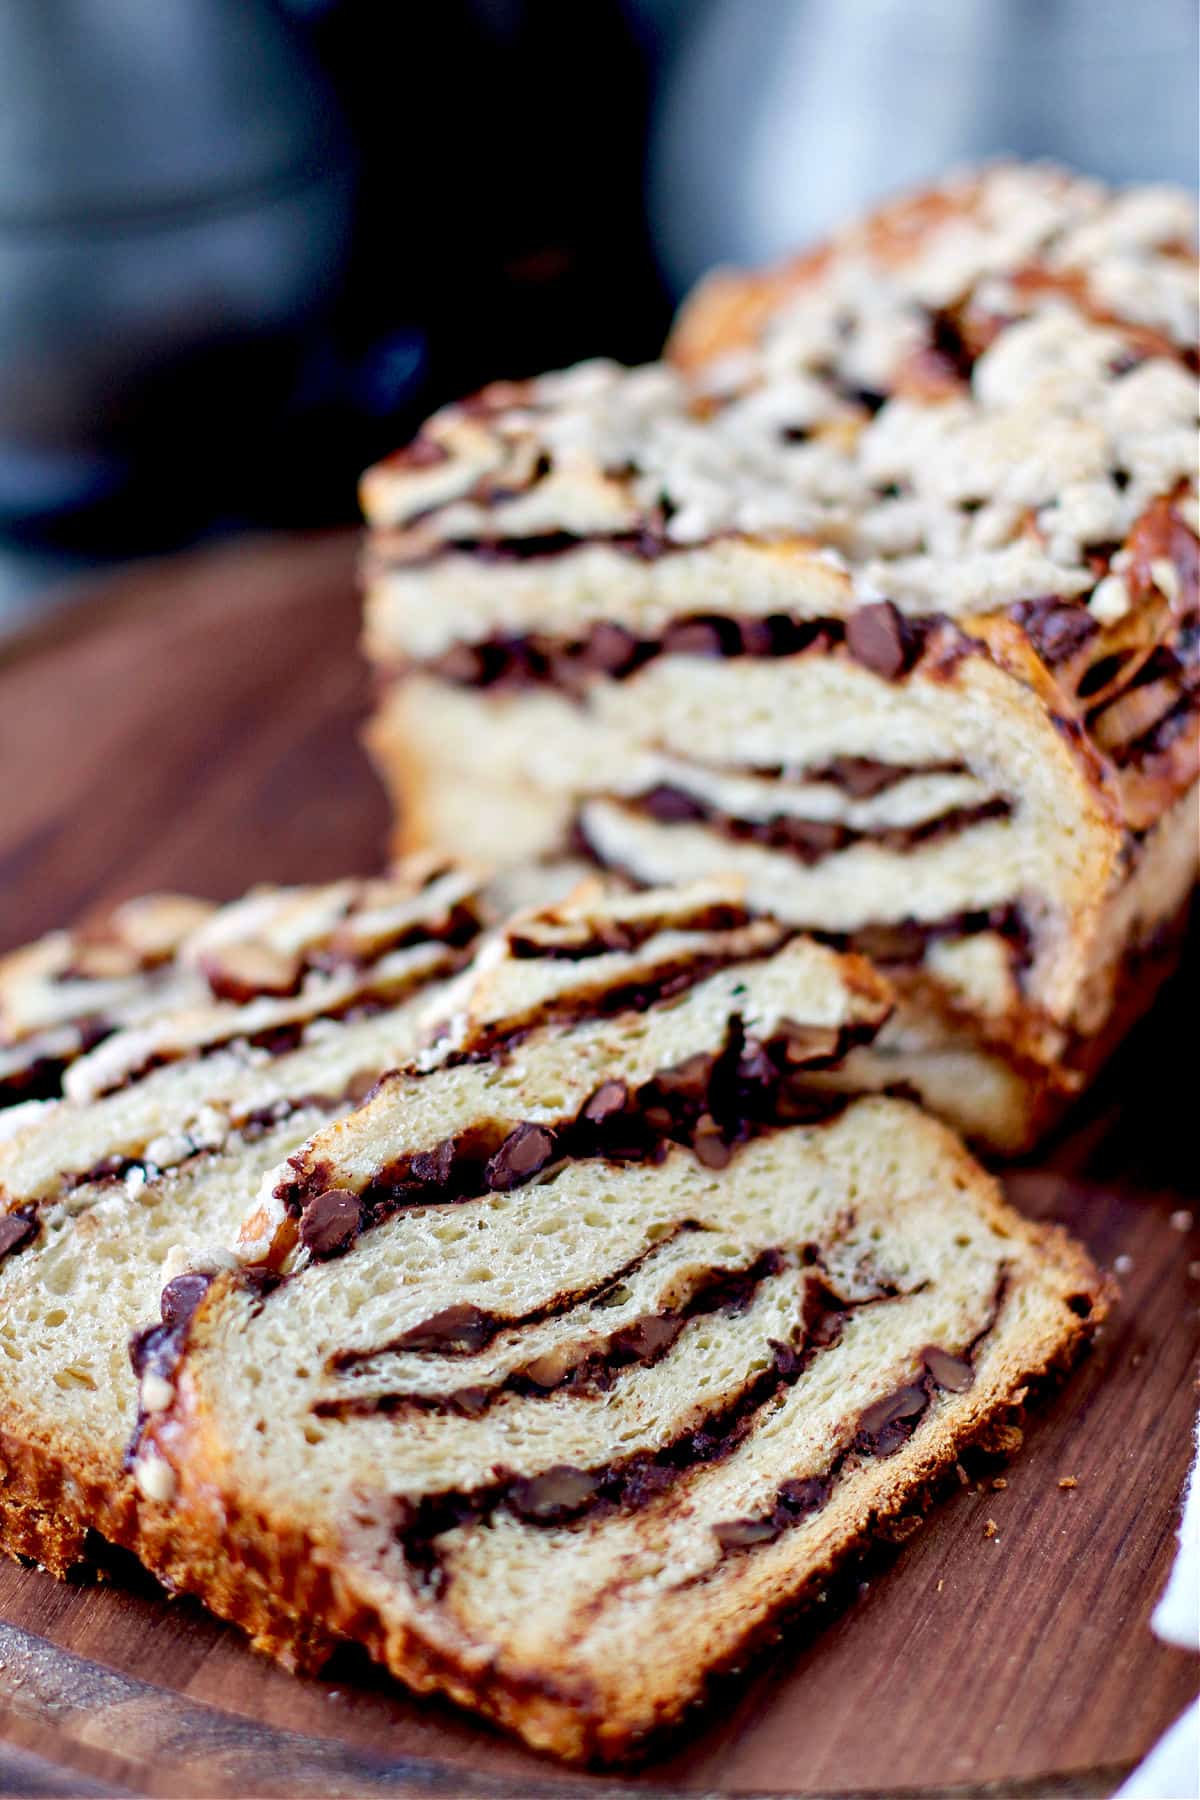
[0,861,490,1661]
[133,880,1106,1763]
[360,162,1198,1150]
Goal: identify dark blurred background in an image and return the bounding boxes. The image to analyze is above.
[0,0,1195,618]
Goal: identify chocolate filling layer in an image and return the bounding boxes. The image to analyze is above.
[281,1014,869,1258]
[442,937,793,1062]
[507,900,751,962]
[91,925,480,1102]
[327,1220,707,1374]
[436,528,675,566]
[706,1270,1012,1557]
[411,601,959,694]
[316,1244,793,1421]
[387,1266,987,1590]
[618,787,1012,865]
[570,817,1033,974]
[0,1016,112,1109]
[799,756,969,798]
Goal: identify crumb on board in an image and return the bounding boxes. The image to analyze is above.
[1113,1253,1133,1275]
[1058,1476,1078,1490]
[984,1519,999,1539]
[992,1477,1008,1490]
[936,1578,944,1593]
[1169,1209,1194,1232]
[955,1463,969,1486]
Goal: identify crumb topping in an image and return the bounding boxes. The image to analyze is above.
[367,164,1197,629]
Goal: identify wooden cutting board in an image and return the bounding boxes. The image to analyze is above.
[0,532,1196,1799]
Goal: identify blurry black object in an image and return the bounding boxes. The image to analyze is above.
[0,0,670,579]
[0,0,353,559]
[300,0,671,491]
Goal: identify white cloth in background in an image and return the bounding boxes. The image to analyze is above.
[1154,1411,1200,1654]
[1117,1412,1200,1800]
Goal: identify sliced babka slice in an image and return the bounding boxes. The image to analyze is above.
[132,882,1105,1763]
[359,162,1198,1151]
[0,860,490,1642]
[0,892,214,1112]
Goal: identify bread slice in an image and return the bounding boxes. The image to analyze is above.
[133,881,1106,1763]
[0,892,215,1111]
[0,860,491,1655]
[359,162,1198,1151]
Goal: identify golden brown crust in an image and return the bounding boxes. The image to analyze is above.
[0,1420,342,1671]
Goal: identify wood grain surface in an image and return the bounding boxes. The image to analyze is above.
[0,533,1195,1800]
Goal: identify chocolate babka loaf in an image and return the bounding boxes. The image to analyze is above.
[132,881,1105,1763]
[360,162,1199,1150]
[0,861,489,1636]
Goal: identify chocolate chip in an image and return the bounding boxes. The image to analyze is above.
[128,1322,164,1378]
[776,816,844,860]
[713,1516,780,1549]
[845,600,917,679]
[159,1271,213,1329]
[345,1067,381,1105]
[859,1383,928,1431]
[410,1137,459,1188]
[1009,597,1097,666]
[584,622,640,675]
[509,1464,599,1523]
[299,1187,362,1258]
[777,1475,830,1516]
[396,1303,494,1355]
[0,1209,37,1261]
[485,1123,556,1191]
[734,1038,778,1099]
[595,921,639,954]
[819,756,906,799]
[661,617,729,658]
[923,1347,974,1393]
[736,616,778,656]
[655,1052,713,1103]
[801,1276,850,1349]
[610,1313,685,1362]
[638,784,706,824]
[448,1385,491,1418]
[434,642,487,685]
[693,1114,732,1169]
[856,1381,930,1455]
[582,1080,629,1126]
